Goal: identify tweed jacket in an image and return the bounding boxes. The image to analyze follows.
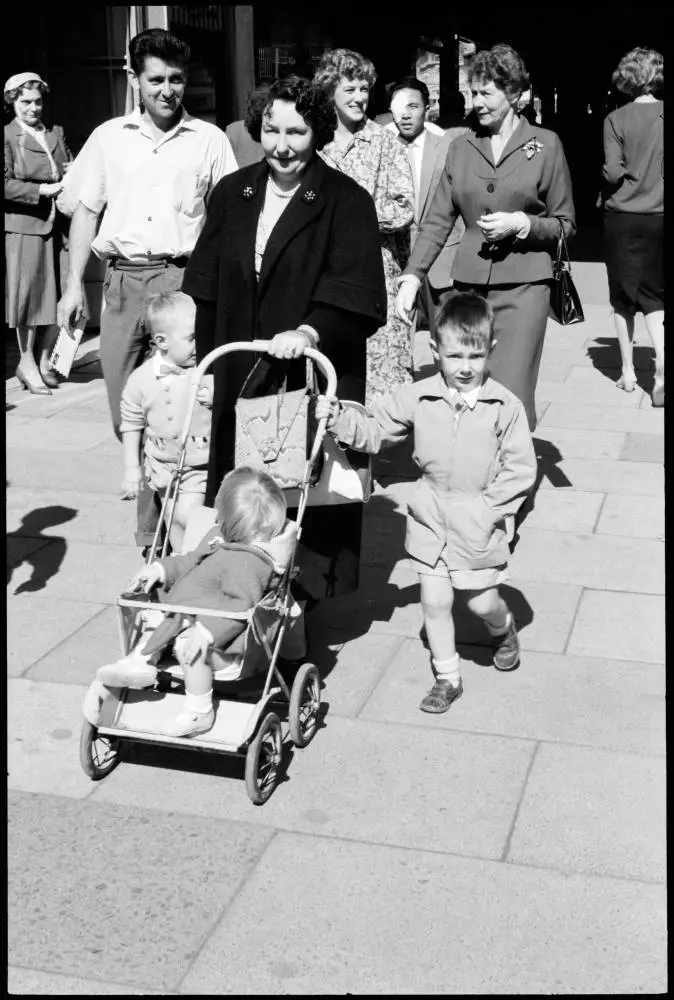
[332,374,536,569]
[405,119,576,287]
[4,118,71,236]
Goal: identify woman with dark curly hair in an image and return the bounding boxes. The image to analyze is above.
[397,43,576,430]
[183,76,386,610]
[5,72,71,394]
[314,48,415,404]
[601,47,664,406]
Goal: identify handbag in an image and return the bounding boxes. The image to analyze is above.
[549,219,585,326]
[285,430,372,508]
[235,360,314,490]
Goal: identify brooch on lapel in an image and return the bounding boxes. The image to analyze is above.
[241,185,255,200]
[523,138,544,160]
[302,189,317,204]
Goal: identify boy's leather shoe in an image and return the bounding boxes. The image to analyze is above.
[492,616,520,671]
[419,678,463,714]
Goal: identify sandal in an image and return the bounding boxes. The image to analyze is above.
[616,369,637,392]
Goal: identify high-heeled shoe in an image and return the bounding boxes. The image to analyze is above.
[651,369,664,408]
[15,365,52,395]
[39,368,60,388]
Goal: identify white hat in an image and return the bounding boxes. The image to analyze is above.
[4,72,46,94]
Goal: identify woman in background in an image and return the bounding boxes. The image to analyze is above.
[314,48,415,404]
[5,72,70,394]
[601,47,664,406]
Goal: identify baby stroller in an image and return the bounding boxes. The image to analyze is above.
[79,341,337,805]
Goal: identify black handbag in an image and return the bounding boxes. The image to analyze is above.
[549,219,584,326]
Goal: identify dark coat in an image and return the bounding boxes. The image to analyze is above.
[183,153,387,600]
[4,118,71,236]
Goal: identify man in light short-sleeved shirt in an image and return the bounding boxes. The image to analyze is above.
[57,28,237,548]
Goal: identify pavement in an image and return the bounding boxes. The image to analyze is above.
[6,260,666,995]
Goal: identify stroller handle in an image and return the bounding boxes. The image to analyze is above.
[178,340,338,450]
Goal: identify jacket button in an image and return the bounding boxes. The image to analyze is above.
[487,182,495,193]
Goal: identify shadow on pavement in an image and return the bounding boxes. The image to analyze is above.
[7,505,77,595]
[587,336,655,394]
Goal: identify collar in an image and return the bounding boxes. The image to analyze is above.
[418,372,509,405]
[123,106,197,135]
[152,352,191,379]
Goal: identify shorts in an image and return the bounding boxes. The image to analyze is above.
[151,466,208,495]
[410,548,509,590]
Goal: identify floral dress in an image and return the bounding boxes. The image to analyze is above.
[320,119,415,403]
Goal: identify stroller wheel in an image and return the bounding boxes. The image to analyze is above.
[289,663,321,748]
[245,712,283,805]
[79,720,122,781]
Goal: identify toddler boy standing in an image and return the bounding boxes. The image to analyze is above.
[317,291,536,713]
[119,291,212,553]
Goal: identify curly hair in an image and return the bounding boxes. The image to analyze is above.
[313,48,377,98]
[128,28,190,77]
[612,47,663,98]
[245,76,336,150]
[4,79,49,116]
[468,43,530,102]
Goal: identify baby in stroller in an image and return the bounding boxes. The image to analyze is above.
[83,467,298,738]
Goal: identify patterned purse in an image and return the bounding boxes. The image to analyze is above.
[234,360,314,489]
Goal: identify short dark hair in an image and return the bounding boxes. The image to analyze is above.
[129,28,191,77]
[468,43,530,102]
[435,291,495,350]
[612,47,663,98]
[245,76,337,150]
[389,76,430,106]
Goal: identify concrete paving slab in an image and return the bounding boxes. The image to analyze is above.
[536,378,646,408]
[453,579,582,653]
[7,791,273,992]
[619,431,664,463]
[595,493,664,539]
[6,416,112,453]
[91,715,534,861]
[533,426,626,460]
[519,489,603,533]
[7,596,106,677]
[509,529,664,594]
[24,540,143,604]
[540,400,664,433]
[6,381,108,419]
[7,448,122,494]
[7,486,137,546]
[536,457,663,495]
[7,535,50,571]
[7,967,174,995]
[310,561,423,639]
[313,630,404,717]
[8,680,100,798]
[535,360,575,382]
[567,590,665,663]
[508,743,666,882]
[181,832,667,995]
[362,640,665,755]
[25,605,136,686]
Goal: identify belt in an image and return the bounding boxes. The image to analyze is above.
[107,255,190,270]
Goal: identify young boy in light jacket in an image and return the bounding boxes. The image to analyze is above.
[316,291,536,713]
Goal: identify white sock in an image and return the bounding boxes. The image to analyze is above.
[184,690,213,716]
[485,611,512,636]
[432,654,461,687]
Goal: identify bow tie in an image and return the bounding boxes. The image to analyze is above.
[157,362,186,378]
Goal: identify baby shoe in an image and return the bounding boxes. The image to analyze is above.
[97,651,157,689]
[419,678,463,714]
[161,708,215,738]
[82,679,112,726]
